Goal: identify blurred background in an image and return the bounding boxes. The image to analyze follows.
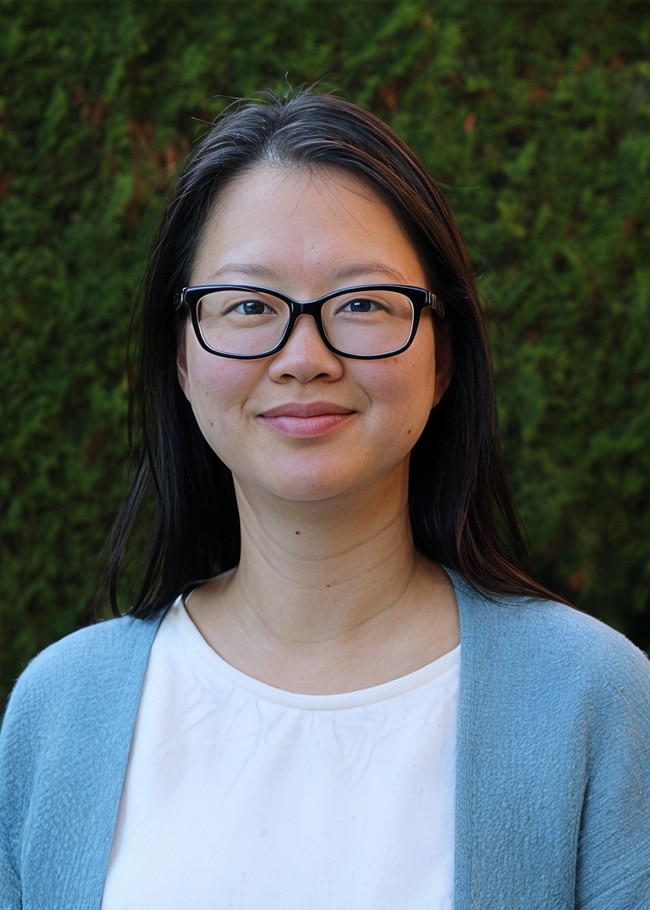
[1,0,648,704]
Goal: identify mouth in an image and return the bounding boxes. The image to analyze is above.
[258,402,356,437]
[261,402,354,418]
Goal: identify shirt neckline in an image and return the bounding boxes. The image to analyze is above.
[163,594,460,711]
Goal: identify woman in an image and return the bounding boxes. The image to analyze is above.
[1,90,649,909]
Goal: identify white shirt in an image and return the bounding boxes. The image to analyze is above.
[102,596,460,910]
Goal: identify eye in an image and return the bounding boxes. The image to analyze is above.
[233,298,276,316]
[339,297,384,314]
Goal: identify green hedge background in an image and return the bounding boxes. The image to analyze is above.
[2,0,649,705]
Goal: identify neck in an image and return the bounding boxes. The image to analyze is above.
[232,478,418,641]
[185,475,459,693]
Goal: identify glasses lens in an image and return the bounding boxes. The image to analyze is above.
[197,290,290,356]
[322,289,415,356]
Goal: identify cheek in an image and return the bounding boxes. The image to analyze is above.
[381,334,437,407]
[180,341,260,428]
[360,352,437,438]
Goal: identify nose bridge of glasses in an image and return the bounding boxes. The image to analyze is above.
[292,296,326,316]
[284,299,330,349]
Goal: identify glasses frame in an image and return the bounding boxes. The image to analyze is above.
[175,284,445,360]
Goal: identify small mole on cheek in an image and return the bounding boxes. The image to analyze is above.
[295,530,300,535]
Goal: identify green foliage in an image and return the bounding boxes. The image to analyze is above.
[2,0,649,704]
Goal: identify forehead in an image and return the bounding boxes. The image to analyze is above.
[190,163,425,289]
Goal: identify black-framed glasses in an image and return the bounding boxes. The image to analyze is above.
[175,284,445,360]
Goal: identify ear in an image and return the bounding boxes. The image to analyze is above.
[432,321,454,408]
[176,334,191,402]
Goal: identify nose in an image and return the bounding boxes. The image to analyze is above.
[267,314,344,383]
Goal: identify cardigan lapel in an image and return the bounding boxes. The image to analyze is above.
[23,613,164,910]
[451,574,586,909]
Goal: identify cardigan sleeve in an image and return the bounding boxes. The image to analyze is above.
[452,577,650,910]
[0,803,20,910]
[0,663,39,910]
[575,637,650,908]
[0,614,162,910]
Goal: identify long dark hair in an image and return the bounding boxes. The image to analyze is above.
[108,88,557,618]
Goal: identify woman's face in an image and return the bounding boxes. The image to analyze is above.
[177,164,451,506]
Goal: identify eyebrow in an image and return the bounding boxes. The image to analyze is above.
[205,262,411,284]
[205,263,281,282]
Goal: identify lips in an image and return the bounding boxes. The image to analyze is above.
[260,402,354,419]
[258,402,356,437]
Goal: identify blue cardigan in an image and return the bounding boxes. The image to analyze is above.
[1,572,649,909]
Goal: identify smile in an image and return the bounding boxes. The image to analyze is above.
[258,403,356,438]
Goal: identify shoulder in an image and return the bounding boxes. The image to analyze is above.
[1,613,165,823]
[451,571,650,709]
[1,613,163,736]
[8,612,162,694]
